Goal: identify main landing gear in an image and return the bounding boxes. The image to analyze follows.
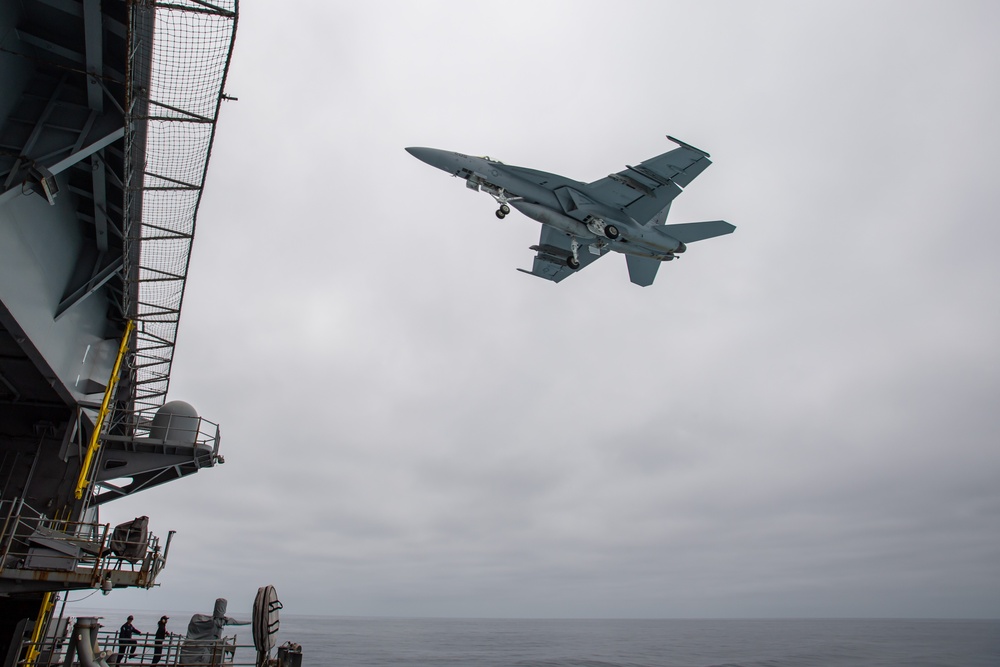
[585,216,621,241]
[566,238,581,270]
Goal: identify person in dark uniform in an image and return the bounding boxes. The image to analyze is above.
[116,615,141,664]
[151,615,170,665]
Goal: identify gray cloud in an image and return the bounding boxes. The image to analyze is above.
[73,0,1000,620]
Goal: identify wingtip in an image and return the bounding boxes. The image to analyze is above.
[666,135,710,158]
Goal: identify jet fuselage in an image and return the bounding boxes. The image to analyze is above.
[405,147,686,256]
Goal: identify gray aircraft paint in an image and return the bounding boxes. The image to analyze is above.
[406,138,735,287]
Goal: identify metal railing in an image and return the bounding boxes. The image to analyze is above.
[14,623,261,667]
[102,407,221,456]
[0,500,165,590]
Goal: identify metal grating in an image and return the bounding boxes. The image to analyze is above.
[123,0,238,413]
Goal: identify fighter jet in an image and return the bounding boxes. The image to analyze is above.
[405,137,734,286]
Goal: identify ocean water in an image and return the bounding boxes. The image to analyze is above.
[273,617,999,667]
[67,612,1000,667]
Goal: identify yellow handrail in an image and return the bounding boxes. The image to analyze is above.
[23,591,55,667]
[74,320,135,500]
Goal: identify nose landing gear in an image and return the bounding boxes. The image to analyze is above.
[485,186,512,218]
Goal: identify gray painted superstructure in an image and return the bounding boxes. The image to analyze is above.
[0,1,237,663]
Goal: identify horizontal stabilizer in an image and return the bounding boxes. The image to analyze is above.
[625,255,661,287]
[659,220,735,243]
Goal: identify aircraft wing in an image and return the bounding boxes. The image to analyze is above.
[517,226,608,283]
[586,137,713,225]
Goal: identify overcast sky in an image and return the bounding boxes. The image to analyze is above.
[72,0,999,620]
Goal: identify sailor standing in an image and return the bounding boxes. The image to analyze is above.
[116,615,141,663]
[152,616,170,665]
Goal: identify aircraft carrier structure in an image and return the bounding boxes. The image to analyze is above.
[0,0,238,664]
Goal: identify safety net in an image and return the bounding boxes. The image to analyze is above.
[123,0,238,412]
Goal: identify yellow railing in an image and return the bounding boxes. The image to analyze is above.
[74,319,135,500]
[22,591,55,667]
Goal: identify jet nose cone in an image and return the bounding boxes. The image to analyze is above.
[405,146,456,172]
[404,146,424,158]
[405,146,436,163]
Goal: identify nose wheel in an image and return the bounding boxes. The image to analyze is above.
[487,187,512,218]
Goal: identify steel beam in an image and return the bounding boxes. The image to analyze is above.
[0,112,124,205]
[48,117,124,174]
[90,153,109,251]
[0,132,123,206]
[82,0,104,113]
[54,256,123,321]
[15,29,83,64]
